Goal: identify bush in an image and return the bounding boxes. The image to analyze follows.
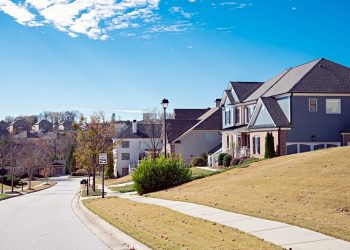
[218,153,228,166]
[238,157,248,165]
[73,169,89,176]
[1,175,20,186]
[190,157,206,167]
[200,152,208,166]
[223,155,232,167]
[264,132,276,159]
[132,156,191,195]
[231,158,240,166]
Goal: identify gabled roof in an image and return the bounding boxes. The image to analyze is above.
[173,109,210,120]
[114,123,162,139]
[248,97,290,129]
[229,82,263,102]
[245,69,291,102]
[166,107,222,143]
[260,97,290,127]
[166,119,199,142]
[246,58,350,101]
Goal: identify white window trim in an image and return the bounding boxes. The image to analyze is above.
[309,98,318,112]
[326,99,341,114]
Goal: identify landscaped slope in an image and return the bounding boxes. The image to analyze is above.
[149,147,350,241]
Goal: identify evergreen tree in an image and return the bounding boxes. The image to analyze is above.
[264,132,276,159]
[104,152,115,179]
[66,144,76,174]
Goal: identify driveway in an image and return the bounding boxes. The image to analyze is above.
[0,177,109,250]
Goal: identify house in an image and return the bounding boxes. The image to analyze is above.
[211,58,350,164]
[38,160,65,177]
[164,104,222,164]
[32,119,53,132]
[7,119,30,134]
[58,120,73,131]
[113,120,162,177]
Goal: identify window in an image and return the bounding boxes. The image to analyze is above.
[226,135,230,148]
[326,99,341,114]
[122,141,129,148]
[309,98,317,112]
[245,105,255,123]
[235,107,241,125]
[254,136,260,155]
[121,153,130,160]
[224,109,231,125]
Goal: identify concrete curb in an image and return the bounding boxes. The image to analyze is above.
[72,193,150,250]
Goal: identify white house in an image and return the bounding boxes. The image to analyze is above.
[113,120,162,177]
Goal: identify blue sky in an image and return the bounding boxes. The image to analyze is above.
[0,0,350,121]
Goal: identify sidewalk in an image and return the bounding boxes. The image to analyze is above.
[113,192,350,250]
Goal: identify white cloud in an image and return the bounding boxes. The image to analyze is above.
[0,0,161,40]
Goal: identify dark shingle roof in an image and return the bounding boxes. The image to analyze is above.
[166,107,222,143]
[291,58,350,93]
[194,108,222,130]
[173,109,210,120]
[166,119,199,142]
[230,82,263,102]
[115,123,162,139]
[208,144,222,154]
[260,97,290,127]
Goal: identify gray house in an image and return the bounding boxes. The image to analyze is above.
[211,58,350,163]
[8,119,30,134]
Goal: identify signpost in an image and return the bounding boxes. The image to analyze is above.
[99,153,108,198]
[0,167,7,195]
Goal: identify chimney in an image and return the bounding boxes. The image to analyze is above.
[215,99,222,107]
[132,120,137,134]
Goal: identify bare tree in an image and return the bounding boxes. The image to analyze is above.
[0,134,22,192]
[20,139,51,189]
[141,108,171,159]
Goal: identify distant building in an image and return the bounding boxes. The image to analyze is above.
[8,119,30,134]
[58,120,73,131]
[32,119,53,132]
[113,120,162,177]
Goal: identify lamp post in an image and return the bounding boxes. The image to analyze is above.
[161,98,169,158]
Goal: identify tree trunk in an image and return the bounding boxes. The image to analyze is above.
[92,168,96,192]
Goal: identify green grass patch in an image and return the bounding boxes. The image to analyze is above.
[0,194,10,201]
[190,168,224,180]
[110,184,135,193]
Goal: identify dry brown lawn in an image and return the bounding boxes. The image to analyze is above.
[96,175,132,186]
[84,197,280,250]
[149,147,350,241]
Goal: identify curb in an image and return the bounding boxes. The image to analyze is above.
[72,193,150,250]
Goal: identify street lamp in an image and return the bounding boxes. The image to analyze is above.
[161,98,169,158]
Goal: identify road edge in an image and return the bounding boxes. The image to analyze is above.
[72,193,150,250]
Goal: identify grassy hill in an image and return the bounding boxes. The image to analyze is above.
[149,147,350,241]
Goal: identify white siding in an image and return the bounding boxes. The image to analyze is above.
[254,105,274,126]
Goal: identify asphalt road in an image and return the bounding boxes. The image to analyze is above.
[0,177,109,250]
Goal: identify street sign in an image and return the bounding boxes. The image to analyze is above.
[99,153,108,165]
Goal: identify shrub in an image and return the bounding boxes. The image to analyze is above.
[73,169,89,176]
[218,153,228,166]
[264,132,276,159]
[1,175,20,186]
[104,153,115,179]
[132,156,191,195]
[200,152,208,166]
[230,158,240,166]
[223,155,232,167]
[238,157,248,165]
[190,157,206,167]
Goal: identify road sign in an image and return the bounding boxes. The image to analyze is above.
[99,153,108,165]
